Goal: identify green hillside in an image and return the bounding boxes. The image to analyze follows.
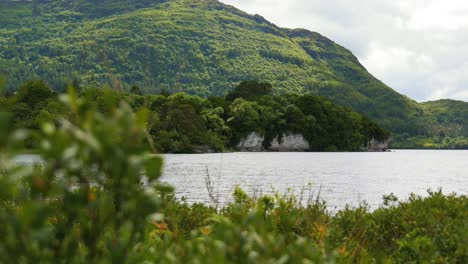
[420,100,468,132]
[394,100,468,149]
[1,0,467,146]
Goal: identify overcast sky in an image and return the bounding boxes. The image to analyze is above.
[221,0,468,102]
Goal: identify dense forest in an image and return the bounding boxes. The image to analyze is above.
[0,79,390,152]
[1,80,466,262]
[1,0,468,148]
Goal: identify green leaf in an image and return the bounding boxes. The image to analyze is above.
[145,155,163,181]
[154,184,174,194]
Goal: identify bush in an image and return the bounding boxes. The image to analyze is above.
[0,89,167,263]
[148,189,467,263]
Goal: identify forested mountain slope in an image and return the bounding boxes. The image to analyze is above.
[1,0,467,146]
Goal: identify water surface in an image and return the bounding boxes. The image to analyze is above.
[160,150,468,210]
[15,150,468,211]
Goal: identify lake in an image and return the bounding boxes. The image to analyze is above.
[15,150,468,211]
[160,150,468,210]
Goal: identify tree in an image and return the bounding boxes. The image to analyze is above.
[10,80,56,131]
[157,99,208,153]
[228,98,261,143]
[15,80,55,109]
[226,81,273,101]
[130,85,143,95]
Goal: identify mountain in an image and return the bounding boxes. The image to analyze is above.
[1,0,467,146]
[421,100,468,134]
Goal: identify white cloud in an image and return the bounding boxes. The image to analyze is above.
[427,62,468,101]
[360,43,437,99]
[406,0,468,31]
[221,0,468,102]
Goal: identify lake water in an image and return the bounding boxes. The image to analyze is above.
[160,150,468,210]
[15,150,468,211]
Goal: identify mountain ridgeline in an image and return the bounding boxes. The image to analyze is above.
[1,0,468,147]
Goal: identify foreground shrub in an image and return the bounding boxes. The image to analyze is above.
[0,89,166,263]
[150,189,467,263]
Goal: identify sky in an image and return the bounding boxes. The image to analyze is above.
[221,0,468,102]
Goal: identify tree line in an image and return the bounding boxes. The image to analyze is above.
[0,79,390,152]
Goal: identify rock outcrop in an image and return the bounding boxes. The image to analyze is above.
[237,132,264,152]
[365,138,391,152]
[237,132,310,152]
[269,134,310,152]
[238,133,391,152]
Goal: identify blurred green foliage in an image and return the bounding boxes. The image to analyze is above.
[0,87,466,262]
[1,80,390,152]
[1,0,468,146]
[0,87,167,263]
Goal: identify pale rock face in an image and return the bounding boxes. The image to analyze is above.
[237,132,310,152]
[238,133,390,152]
[269,134,310,152]
[237,132,264,152]
[366,138,391,152]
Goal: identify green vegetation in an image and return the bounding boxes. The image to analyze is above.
[0,91,466,262]
[392,136,468,149]
[0,80,389,152]
[0,86,168,263]
[1,0,468,148]
[155,190,468,263]
[391,100,468,149]
[0,1,466,260]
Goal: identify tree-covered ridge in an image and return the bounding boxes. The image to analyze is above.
[1,0,468,147]
[420,99,468,136]
[1,80,390,152]
[1,0,330,95]
[390,99,468,149]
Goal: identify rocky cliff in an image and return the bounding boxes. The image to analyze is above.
[237,132,390,152]
[269,134,310,152]
[237,132,310,152]
[365,138,391,152]
[237,132,265,152]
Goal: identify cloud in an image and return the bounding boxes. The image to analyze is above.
[360,43,441,100]
[221,0,468,102]
[406,0,468,31]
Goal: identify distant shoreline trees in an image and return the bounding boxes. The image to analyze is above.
[0,79,390,152]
